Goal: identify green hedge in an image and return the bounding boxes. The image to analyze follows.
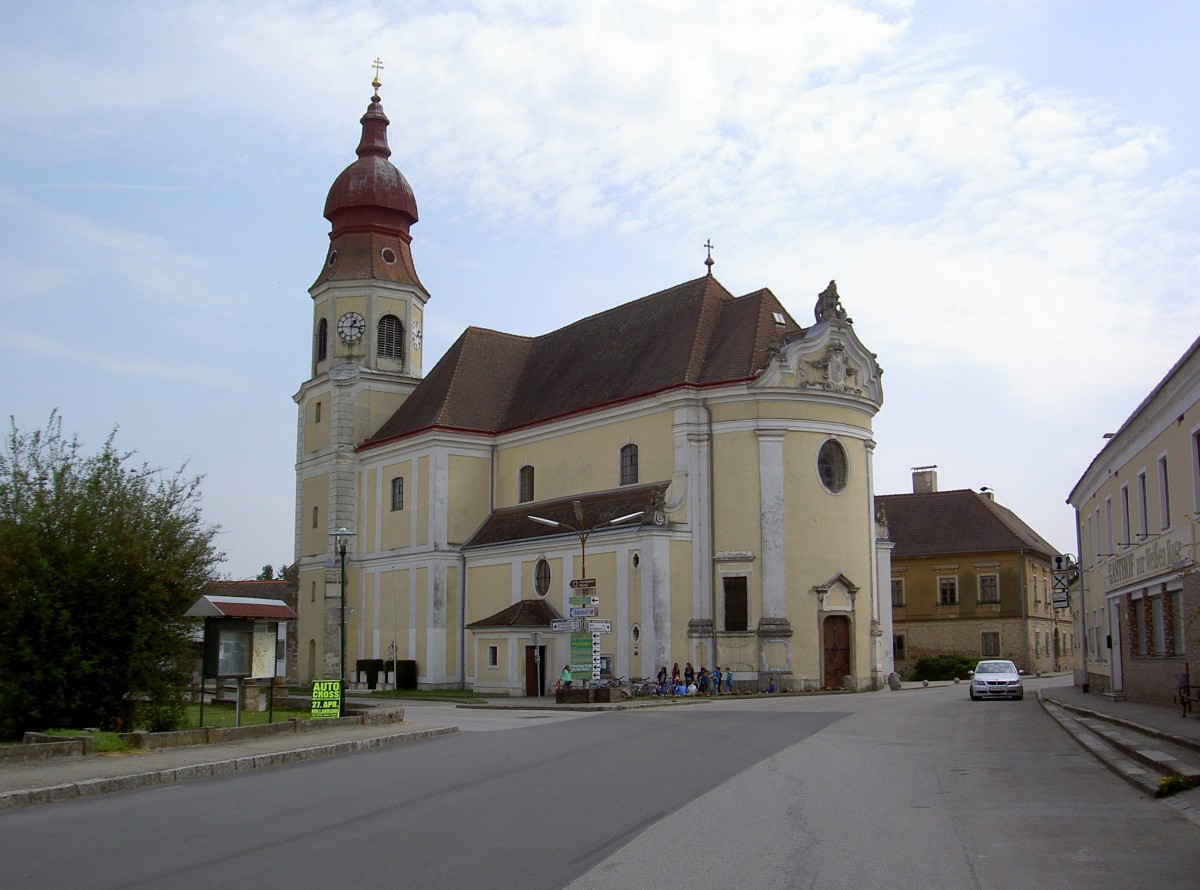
[910,653,976,682]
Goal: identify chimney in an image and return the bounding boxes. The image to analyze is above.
[912,465,938,494]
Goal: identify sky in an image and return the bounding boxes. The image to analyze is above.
[1,0,1197,579]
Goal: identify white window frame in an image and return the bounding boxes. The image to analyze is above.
[1137,470,1148,541]
[1120,484,1130,548]
[487,644,499,668]
[1159,454,1171,531]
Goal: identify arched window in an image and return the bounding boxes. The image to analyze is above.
[378,314,404,361]
[817,439,848,493]
[315,318,328,364]
[534,558,551,596]
[620,443,639,486]
[519,465,534,503]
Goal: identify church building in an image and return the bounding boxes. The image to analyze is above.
[294,77,893,695]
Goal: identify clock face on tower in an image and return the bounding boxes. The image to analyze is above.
[337,312,366,343]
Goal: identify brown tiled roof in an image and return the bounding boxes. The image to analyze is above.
[465,482,669,548]
[466,598,563,629]
[876,489,1057,560]
[186,594,298,620]
[207,580,289,598]
[363,276,803,447]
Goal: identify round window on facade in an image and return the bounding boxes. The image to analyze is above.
[631,624,641,643]
[817,439,848,493]
[534,558,551,596]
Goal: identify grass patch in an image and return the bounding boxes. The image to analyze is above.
[185,701,312,729]
[44,729,133,753]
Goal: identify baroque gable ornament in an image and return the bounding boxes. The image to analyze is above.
[803,339,863,395]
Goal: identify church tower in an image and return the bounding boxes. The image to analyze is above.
[294,65,428,683]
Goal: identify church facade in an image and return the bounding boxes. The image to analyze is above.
[294,80,893,695]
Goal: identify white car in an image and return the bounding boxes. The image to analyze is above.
[968,660,1024,700]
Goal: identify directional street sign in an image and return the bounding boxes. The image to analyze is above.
[569,607,598,618]
[570,578,597,589]
[587,620,612,634]
[551,618,581,633]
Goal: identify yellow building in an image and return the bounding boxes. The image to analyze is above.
[295,80,892,695]
[879,468,1071,676]
[1067,335,1200,705]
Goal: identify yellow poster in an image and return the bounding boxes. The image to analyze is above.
[310,680,342,719]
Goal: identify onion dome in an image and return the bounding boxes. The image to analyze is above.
[314,76,423,290]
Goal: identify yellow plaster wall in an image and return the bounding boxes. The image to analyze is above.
[381,459,414,550]
[300,474,329,557]
[417,455,430,546]
[494,410,673,507]
[303,395,330,453]
[448,454,492,544]
[467,563,515,625]
[445,564,459,678]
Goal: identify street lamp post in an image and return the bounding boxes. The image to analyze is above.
[332,527,356,717]
[528,501,643,684]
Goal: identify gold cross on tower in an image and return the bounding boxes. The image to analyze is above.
[372,57,385,94]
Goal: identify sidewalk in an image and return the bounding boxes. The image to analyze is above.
[0,718,457,810]
[1036,680,1200,749]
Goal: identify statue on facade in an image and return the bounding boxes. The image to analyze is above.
[814,280,848,323]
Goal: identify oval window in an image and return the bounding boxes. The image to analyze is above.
[534,558,551,596]
[817,439,848,493]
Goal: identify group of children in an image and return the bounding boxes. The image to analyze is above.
[655,661,733,696]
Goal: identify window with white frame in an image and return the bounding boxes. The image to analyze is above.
[1159,455,1171,530]
[1135,599,1147,656]
[938,576,958,606]
[1173,591,1186,655]
[1193,429,1200,513]
[1153,596,1166,655]
[1137,471,1148,540]
[619,443,638,486]
[1105,497,1113,555]
[487,645,499,668]
[390,476,404,512]
[978,573,999,604]
[534,558,551,596]
[1120,485,1130,547]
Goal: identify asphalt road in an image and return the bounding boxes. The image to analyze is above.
[2,679,1198,889]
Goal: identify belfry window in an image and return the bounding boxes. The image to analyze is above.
[315,318,328,364]
[519,465,535,503]
[378,314,404,361]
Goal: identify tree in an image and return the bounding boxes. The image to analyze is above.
[257,564,275,580]
[0,413,222,738]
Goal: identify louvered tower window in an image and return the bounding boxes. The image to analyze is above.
[315,318,328,364]
[378,314,404,362]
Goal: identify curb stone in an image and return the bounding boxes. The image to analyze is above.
[0,725,457,811]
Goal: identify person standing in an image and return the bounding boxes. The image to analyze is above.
[671,662,681,686]
[560,665,573,688]
[725,668,734,694]
[684,662,695,687]
[713,665,723,695]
